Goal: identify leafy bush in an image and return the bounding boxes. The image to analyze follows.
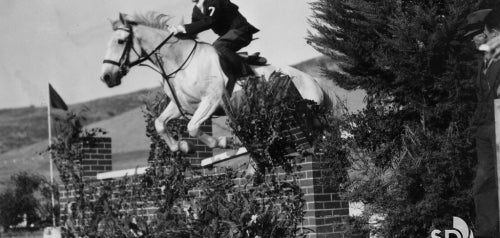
[0,172,54,231]
[224,72,327,174]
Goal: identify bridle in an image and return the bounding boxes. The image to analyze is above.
[102,23,198,119]
[102,24,175,77]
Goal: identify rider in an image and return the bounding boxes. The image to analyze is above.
[168,0,260,80]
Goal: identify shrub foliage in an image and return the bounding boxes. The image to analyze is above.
[307,0,495,236]
[0,172,54,231]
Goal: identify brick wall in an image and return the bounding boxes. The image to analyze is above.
[299,154,349,238]
[273,76,348,237]
[177,119,214,167]
[59,180,159,226]
[282,120,312,152]
[202,155,348,238]
[81,137,112,178]
[60,152,348,238]
[59,95,349,237]
[59,137,113,217]
[59,125,215,220]
[274,74,315,152]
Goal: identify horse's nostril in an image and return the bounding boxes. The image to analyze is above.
[102,74,110,82]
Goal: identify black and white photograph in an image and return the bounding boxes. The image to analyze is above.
[1,0,499,237]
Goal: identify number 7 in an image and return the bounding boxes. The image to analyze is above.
[208,7,215,17]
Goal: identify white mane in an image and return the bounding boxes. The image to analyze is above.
[112,12,172,31]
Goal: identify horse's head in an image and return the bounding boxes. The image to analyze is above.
[101,13,142,88]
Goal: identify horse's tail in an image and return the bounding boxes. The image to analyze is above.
[311,76,340,112]
[254,65,341,111]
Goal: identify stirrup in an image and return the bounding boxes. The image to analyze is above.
[237,52,267,65]
[237,52,260,59]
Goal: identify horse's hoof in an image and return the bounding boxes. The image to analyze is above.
[168,144,179,152]
[179,140,195,154]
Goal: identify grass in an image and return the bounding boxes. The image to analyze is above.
[0,88,158,154]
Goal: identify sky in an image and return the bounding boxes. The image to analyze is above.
[0,0,321,109]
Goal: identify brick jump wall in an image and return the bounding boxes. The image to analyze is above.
[271,75,349,238]
[81,137,112,178]
[226,154,349,238]
[176,119,214,167]
[59,137,112,213]
[59,104,348,238]
[59,124,214,221]
[280,122,349,237]
[299,154,349,238]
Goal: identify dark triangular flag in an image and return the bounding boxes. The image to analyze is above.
[49,84,68,110]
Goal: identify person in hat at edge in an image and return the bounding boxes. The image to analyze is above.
[467,7,500,238]
[168,0,260,81]
[480,10,500,66]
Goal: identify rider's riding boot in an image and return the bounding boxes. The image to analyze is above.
[214,45,253,79]
[247,54,267,65]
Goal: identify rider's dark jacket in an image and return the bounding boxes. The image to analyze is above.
[472,59,500,126]
[184,0,259,37]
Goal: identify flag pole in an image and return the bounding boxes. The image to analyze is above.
[47,84,56,228]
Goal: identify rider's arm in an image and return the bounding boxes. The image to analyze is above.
[184,0,225,35]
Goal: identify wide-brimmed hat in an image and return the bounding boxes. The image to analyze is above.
[464,9,492,37]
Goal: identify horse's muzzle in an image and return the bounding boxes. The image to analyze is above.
[101,73,121,88]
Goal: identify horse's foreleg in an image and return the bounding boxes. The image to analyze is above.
[185,98,226,151]
[154,102,182,152]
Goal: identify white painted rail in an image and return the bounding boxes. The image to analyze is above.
[200,147,248,167]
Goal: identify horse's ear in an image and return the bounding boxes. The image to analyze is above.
[118,12,137,26]
[119,13,127,25]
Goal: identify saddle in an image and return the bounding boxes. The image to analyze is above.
[213,51,267,116]
[217,50,267,94]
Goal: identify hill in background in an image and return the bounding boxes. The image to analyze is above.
[0,88,156,154]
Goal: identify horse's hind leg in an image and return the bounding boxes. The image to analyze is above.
[155,102,182,152]
[183,98,225,153]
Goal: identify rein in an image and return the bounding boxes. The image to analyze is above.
[103,25,197,119]
[102,26,175,73]
[145,40,198,119]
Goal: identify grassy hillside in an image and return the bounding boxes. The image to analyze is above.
[0,88,156,154]
[0,107,49,154]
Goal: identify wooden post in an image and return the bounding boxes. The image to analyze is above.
[494,99,500,233]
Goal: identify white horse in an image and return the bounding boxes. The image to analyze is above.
[100,12,337,154]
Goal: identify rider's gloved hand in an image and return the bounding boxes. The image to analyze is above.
[168,25,186,35]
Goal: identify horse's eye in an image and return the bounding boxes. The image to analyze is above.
[117,39,125,45]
